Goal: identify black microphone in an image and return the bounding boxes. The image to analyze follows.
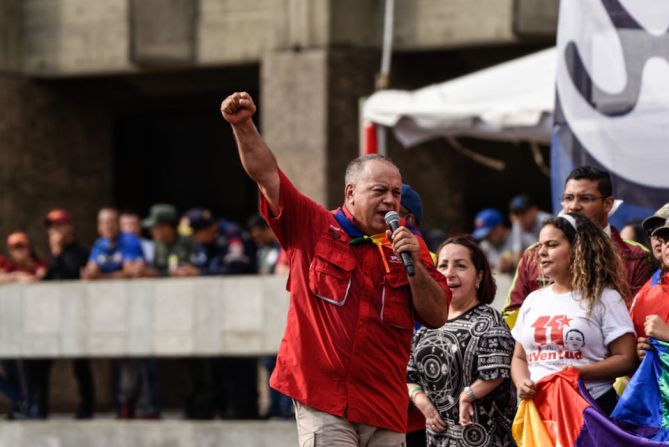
[384,211,416,277]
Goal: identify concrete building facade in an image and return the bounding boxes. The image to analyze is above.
[0,0,558,250]
[0,0,559,441]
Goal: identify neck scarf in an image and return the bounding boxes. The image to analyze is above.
[333,207,420,274]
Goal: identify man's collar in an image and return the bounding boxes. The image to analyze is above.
[341,204,359,227]
[603,224,612,237]
[338,204,418,237]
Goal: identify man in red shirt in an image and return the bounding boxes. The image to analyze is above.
[220,92,450,445]
[632,219,669,358]
[502,166,651,328]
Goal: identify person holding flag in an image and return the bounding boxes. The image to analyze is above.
[220,92,450,446]
[511,212,637,415]
[631,218,669,359]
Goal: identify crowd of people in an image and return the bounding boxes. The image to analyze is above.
[1,89,668,447]
[0,205,290,420]
[215,91,669,446]
[405,167,667,446]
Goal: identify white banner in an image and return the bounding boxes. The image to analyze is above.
[552,0,669,220]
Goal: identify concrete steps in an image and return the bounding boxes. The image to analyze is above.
[0,418,298,447]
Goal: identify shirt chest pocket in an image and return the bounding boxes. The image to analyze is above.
[381,269,414,330]
[309,237,356,306]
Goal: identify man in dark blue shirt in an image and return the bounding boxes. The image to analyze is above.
[187,208,252,275]
[184,209,257,420]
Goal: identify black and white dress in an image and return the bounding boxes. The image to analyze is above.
[407,304,517,447]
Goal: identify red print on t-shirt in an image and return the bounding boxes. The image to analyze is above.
[531,315,572,345]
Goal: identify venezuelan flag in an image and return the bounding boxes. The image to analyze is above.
[512,367,668,446]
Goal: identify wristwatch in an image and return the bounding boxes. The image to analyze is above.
[463,386,476,402]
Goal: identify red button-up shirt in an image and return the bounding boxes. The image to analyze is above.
[630,271,669,338]
[262,170,450,432]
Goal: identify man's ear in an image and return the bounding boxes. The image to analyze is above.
[345,184,355,205]
[602,196,614,215]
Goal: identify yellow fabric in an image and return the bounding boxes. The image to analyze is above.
[358,233,392,273]
[613,376,629,396]
[512,399,555,447]
[502,246,532,331]
[623,238,650,253]
[503,309,519,331]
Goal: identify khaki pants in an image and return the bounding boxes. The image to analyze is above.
[294,401,406,447]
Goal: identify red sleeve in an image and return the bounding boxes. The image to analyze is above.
[629,282,651,337]
[277,248,289,267]
[417,237,451,305]
[628,255,651,302]
[259,169,329,252]
[505,247,537,313]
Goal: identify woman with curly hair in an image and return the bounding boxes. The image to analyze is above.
[511,212,637,415]
[407,236,516,446]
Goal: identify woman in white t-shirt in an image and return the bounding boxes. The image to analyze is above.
[510,212,637,415]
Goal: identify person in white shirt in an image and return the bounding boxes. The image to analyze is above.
[510,212,637,415]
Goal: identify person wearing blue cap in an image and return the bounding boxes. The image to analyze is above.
[508,194,552,263]
[472,209,514,274]
[400,184,424,228]
[400,184,431,447]
[401,184,445,257]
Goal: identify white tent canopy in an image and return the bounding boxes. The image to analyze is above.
[363,47,556,146]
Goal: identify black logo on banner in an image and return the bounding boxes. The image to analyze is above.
[565,0,669,116]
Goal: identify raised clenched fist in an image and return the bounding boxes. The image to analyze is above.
[220,92,257,125]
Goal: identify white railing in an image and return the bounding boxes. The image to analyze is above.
[0,276,289,358]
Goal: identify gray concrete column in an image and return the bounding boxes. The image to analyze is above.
[260,47,465,228]
[0,0,23,73]
[260,48,379,209]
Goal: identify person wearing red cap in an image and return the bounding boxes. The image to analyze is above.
[34,209,96,419]
[43,209,89,281]
[0,232,46,283]
[0,231,46,419]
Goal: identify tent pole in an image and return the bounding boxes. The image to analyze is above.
[376,0,395,91]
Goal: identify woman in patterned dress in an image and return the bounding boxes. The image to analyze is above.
[407,236,516,446]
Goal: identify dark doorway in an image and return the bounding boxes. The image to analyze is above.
[111,66,260,224]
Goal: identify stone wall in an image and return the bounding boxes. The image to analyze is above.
[4,0,556,77]
[260,48,380,208]
[0,77,113,252]
[260,49,329,206]
[23,0,130,76]
[0,0,22,73]
[0,419,298,447]
[0,276,289,414]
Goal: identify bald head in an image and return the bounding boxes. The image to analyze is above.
[345,154,399,187]
[343,154,402,235]
[98,207,120,240]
